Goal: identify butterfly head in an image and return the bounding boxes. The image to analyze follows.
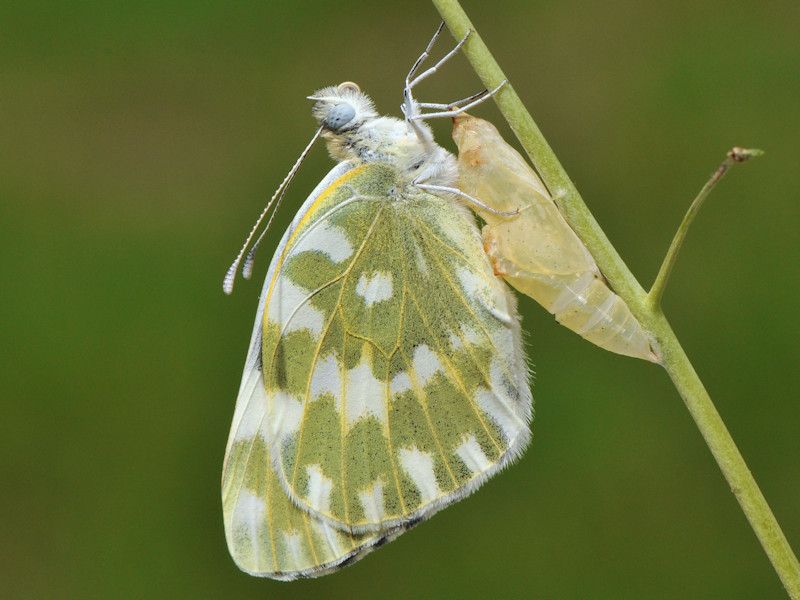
[309,82,377,134]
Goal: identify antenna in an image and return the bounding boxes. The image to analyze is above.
[222,126,323,295]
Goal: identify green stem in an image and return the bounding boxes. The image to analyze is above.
[430,1,800,597]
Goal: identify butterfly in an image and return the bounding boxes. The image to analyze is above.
[452,113,658,363]
[221,27,532,580]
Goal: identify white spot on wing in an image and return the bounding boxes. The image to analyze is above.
[233,368,268,442]
[456,266,512,325]
[291,303,325,336]
[305,464,334,513]
[411,243,429,276]
[474,356,525,443]
[268,389,304,443]
[455,434,492,474]
[307,516,347,557]
[358,477,387,523]
[267,277,325,335]
[397,446,441,503]
[460,324,483,345]
[448,331,463,351]
[231,489,267,566]
[389,372,412,397]
[282,530,305,567]
[309,354,343,411]
[355,272,394,306]
[412,344,443,386]
[232,489,267,536]
[344,353,387,428]
[291,221,353,263]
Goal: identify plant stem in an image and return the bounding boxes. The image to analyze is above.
[430,1,800,597]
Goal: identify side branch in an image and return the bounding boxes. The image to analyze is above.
[646,147,764,309]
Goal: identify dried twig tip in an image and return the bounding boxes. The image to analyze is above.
[728,147,764,162]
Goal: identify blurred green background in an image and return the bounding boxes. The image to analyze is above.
[2,1,798,598]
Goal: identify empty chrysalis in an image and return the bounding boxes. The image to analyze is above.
[452,113,658,363]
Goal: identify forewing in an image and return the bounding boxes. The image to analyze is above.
[263,162,532,532]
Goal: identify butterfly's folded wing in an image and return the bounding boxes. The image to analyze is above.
[250,162,531,533]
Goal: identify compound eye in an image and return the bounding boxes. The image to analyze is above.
[324,103,356,131]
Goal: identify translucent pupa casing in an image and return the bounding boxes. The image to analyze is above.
[453,113,658,363]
